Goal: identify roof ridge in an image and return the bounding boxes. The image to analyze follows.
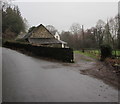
[23,24,56,39]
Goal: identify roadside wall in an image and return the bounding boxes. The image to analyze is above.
[3,41,74,62]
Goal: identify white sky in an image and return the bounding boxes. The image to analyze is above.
[13,0,119,32]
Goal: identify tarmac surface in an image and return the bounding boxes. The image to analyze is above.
[2,48,118,102]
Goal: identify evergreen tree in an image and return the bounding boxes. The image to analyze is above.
[2,2,27,39]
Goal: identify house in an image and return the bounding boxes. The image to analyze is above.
[54,32,60,40]
[17,24,68,48]
[54,32,68,48]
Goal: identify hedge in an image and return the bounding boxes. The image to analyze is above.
[3,41,74,63]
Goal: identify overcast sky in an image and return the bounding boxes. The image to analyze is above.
[13,1,118,32]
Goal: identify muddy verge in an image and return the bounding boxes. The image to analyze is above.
[80,58,119,90]
[60,52,119,89]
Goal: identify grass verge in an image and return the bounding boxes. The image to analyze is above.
[74,50,99,59]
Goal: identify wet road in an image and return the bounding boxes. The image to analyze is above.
[0,47,2,103]
[2,48,118,102]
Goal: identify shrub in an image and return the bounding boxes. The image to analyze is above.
[100,44,112,61]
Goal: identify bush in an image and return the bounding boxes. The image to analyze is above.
[100,44,112,61]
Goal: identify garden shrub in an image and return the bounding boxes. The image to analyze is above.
[100,44,112,61]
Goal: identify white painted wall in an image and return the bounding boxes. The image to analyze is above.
[54,32,60,40]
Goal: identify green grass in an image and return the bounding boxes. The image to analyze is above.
[74,50,99,59]
[74,49,120,59]
[112,50,120,56]
[88,50,120,56]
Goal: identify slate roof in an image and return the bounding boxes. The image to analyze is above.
[29,38,67,45]
[22,32,32,39]
[22,24,55,39]
[19,24,67,45]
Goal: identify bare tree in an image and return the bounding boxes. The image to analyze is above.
[118,14,120,49]
[70,23,82,35]
[108,17,118,51]
[46,25,57,35]
[23,18,29,32]
[60,31,73,48]
[96,19,106,29]
[96,19,106,47]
